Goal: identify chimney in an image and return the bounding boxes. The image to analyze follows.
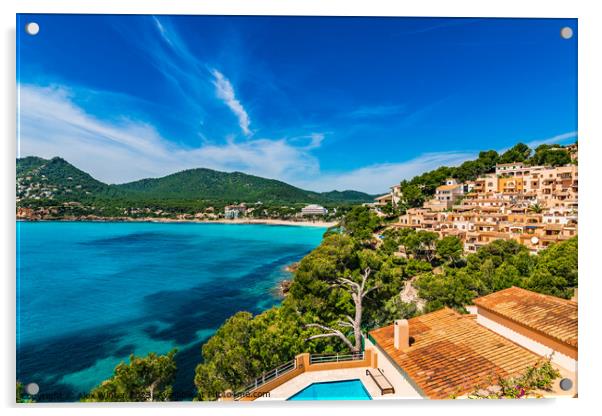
[571,288,578,303]
[394,319,409,350]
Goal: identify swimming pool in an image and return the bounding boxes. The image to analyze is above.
[287,379,372,400]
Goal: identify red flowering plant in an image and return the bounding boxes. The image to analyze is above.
[464,356,561,399]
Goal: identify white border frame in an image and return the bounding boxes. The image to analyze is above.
[2,1,600,416]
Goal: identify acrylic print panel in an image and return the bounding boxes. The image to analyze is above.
[16,14,578,403]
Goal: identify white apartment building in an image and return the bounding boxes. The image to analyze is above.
[301,204,328,216]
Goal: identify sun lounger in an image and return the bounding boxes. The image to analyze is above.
[366,368,395,395]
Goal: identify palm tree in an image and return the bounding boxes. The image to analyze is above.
[528,203,543,214]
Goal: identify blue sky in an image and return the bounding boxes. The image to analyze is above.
[17,15,577,193]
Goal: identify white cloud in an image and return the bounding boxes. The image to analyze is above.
[126,17,251,138]
[21,83,572,195]
[496,131,578,155]
[17,83,473,194]
[306,133,325,149]
[288,133,325,150]
[293,151,476,194]
[151,16,172,46]
[17,83,314,184]
[524,131,578,149]
[211,69,251,136]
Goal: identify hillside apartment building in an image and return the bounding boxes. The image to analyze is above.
[226,158,579,401]
[382,160,578,253]
[231,287,577,401]
[374,184,403,207]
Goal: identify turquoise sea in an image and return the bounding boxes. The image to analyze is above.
[16,221,325,401]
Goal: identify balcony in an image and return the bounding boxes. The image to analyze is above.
[234,349,386,401]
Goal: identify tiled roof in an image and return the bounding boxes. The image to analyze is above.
[497,162,525,167]
[473,286,578,348]
[437,184,462,191]
[369,308,541,399]
[375,194,392,201]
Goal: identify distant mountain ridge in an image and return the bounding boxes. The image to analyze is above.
[16,156,375,205]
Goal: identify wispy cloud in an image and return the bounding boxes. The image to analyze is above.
[524,131,578,149]
[210,69,251,136]
[17,83,472,194]
[295,151,476,193]
[151,16,172,46]
[19,83,574,195]
[151,17,252,137]
[496,131,578,155]
[306,133,325,149]
[150,16,199,67]
[308,130,577,193]
[289,133,325,150]
[119,16,253,139]
[18,83,315,185]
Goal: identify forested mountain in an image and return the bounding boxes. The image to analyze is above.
[16,156,374,206]
[16,156,127,202]
[319,190,377,202]
[115,168,372,203]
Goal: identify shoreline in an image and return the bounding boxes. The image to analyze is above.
[16,217,337,228]
[208,218,336,228]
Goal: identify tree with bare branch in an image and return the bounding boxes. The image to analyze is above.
[305,267,379,353]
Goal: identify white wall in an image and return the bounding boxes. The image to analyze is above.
[475,307,577,372]
[363,337,423,399]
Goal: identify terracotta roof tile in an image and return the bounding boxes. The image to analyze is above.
[437,184,462,191]
[473,287,578,348]
[369,308,541,399]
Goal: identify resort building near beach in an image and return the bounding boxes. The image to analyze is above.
[224,204,248,219]
[380,160,578,254]
[301,204,328,216]
[230,287,577,401]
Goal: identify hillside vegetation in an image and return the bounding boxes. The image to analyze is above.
[397,142,575,209]
[191,206,578,400]
[16,156,127,201]
[115,168,366,204]
[16,157,374,216]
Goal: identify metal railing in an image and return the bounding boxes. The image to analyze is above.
[233,350,367,400]
[309,351,364,364]
[234,358,297,400]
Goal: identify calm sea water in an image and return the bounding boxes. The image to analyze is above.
[16,221,325,401]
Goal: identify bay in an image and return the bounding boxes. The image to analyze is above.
[16,221,325,401]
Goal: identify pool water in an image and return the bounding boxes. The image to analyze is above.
[287,379,372,401]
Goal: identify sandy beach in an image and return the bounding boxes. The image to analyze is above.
[143,218,338,228]
[206,218,337,228]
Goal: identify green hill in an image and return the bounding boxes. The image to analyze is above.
[16,157,374,206]
[16,156,127,202]
[319,190,378,203]
[117,168,331,203]
[16,155,47,176]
